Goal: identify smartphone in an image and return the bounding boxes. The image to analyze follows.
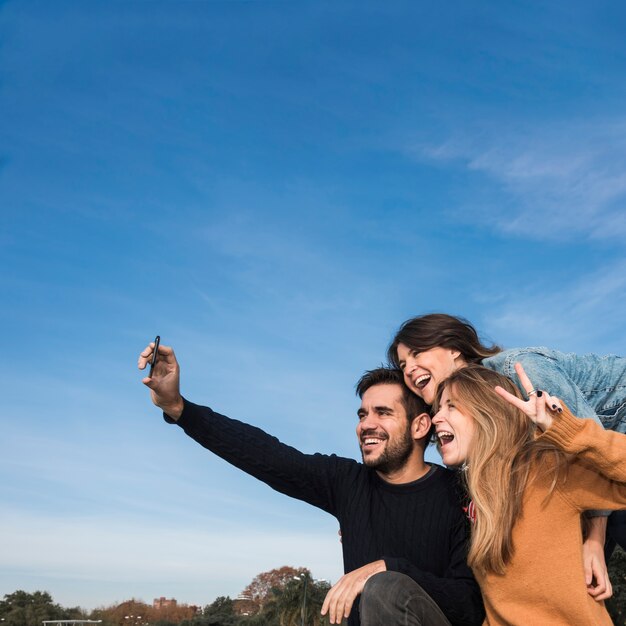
[149,335,161,377]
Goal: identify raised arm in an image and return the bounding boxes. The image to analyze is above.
[490,350,603,425]
[137,341,344,514]
[495,362,615,599]
[495,363,626,479]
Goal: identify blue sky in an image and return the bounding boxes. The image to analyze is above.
[1,0,625,612]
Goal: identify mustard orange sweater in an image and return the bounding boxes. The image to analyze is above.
[476,409,626,626]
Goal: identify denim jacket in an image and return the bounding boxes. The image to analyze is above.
[483,347,626,433]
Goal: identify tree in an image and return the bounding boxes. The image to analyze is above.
[305,579,332,626]
[274,575,331,626]
[275,576,308,626]
[239,574,331,626]
[95,598,151,626]
[191,596,239,626]
[92,598,197,626]
[0,590,66,626]
[240,566,309,614]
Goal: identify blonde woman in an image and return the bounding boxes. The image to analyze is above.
[432,362,626,626]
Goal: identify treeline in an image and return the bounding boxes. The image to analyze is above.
[4,553,626,626]
[0,566,331,626]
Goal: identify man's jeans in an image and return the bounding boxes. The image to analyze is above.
[360,572,452,626]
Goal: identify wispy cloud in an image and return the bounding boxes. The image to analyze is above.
[413,118,626,240]
[483,259,626,354]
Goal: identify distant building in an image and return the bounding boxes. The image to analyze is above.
[153,597,177,610]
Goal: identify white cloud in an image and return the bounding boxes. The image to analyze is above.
[413,118,626,240]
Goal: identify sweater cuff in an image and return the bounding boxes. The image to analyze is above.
[163,397,193,425]
[538,406,586,450]
[382,557,399,572]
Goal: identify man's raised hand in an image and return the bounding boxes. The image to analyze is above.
[138,341,184,419]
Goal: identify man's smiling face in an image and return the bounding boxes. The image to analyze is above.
[356,383,414,475]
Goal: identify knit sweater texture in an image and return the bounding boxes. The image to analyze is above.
[169,399,484,626]
[476,409,626,625]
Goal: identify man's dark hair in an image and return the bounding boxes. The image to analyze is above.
[387,313,502,369]
[356,367,430,432]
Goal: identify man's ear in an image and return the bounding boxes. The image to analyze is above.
[411,412,432,442]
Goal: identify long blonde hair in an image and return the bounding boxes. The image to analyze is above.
[434,365,568,576]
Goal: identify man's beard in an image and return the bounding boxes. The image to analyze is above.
[361,426,414,474]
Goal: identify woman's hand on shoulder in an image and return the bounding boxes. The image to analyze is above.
[494,363,563,431]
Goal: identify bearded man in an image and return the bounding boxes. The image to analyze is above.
[138,341,483,626]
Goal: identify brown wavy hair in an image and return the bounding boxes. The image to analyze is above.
[433,365,568,575]
[388,313,501,368]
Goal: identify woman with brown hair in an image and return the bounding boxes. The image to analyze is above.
[432,363,626,625]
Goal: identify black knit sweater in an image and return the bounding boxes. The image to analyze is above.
[167,400,484,626]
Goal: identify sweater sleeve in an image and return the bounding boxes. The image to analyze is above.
[384,521,485,626]
[539,408,626,511]
[168,398,348,515]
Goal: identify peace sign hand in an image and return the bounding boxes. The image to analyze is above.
[494,362,563,431]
